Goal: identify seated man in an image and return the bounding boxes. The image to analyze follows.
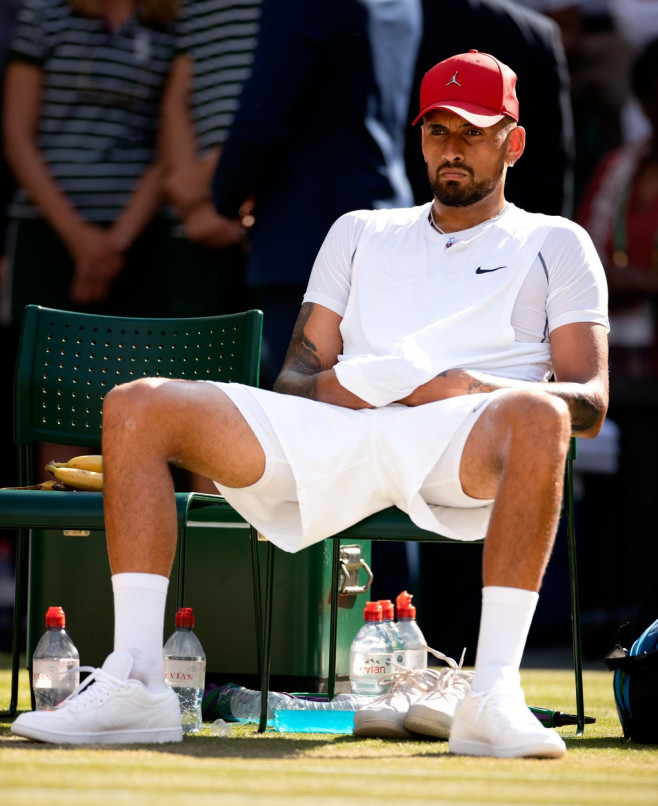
[12,50,609,757]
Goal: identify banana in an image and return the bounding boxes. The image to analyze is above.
[47,455,103,473]
[48,466,104,492]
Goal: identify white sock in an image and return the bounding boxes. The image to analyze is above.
[112,572,169,691]
[472,585,539,693]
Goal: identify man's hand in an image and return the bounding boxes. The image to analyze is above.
[67,222,125,304]
[183,202,246,249]
[397,368,487,406]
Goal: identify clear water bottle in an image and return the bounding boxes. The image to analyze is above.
[349,601,402,696]
[163,607,206,734]
[213,683,298,723]
[32,606,80,710]
[395,591,428,670]
[378,599,407,664]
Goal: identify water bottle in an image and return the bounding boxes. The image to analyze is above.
[163,607,206,734]
[32,606,80,710]
[378,599,407,664]
[273,693,372,734]
[212,683,298,723]
[349,601,403,696]
[395,591,428,670]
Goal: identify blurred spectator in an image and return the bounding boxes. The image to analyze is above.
[575,37,658,632]
[2,0,179,332]
[609,0,658,143]
[2,0,180,479]
[406,0,575,218]
[518,0,634,207]
[160,0,260,318]
[577,38,658,380]
[211,0,423,385]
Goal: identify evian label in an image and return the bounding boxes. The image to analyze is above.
[33,658,79,689]
[350,652,402,693]
[164,658,206,689]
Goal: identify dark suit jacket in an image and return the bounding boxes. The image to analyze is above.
[407,0,574,217]
[212,0,422,286]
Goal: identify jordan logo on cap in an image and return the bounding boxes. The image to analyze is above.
[445,71,462,87]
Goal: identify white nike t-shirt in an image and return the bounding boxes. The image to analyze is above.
[303,202,608,407]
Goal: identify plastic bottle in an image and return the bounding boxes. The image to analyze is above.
[378,599,407,664]
[395,591,428,670]
[349,601,403,696]
[212,682,298,723]
[32,606,80,710]
[163,607,206,734]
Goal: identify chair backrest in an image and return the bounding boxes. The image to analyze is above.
[13,305,263,477]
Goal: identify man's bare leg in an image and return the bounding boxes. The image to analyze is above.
[449,389,571,758]
[101,378,265,688]
[102,378,266,576]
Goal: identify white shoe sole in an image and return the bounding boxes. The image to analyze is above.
[405,705,452,740]
[11,721,183,745]
[353,713,413,739]
[449,736,566,759]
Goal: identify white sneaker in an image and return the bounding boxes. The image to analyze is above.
[11,651,183,745]
[449,684,567,758]
[405,648,473,739]
[353,665,444,738]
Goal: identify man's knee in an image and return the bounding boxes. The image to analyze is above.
[102,378,173,434]
[501,390,571,459]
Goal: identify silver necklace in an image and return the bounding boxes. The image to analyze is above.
[429,202,509,236]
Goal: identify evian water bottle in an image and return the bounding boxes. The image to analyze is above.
[32,606,80,710]
[349,601,401,696]
[163,607,206,734]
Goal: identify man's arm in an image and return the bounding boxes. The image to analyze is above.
[398,322,609,438]
[273,302,374,409]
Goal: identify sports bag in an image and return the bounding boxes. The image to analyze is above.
[605,618,658,743]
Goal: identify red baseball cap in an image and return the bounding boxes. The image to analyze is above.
[412,50,519,127]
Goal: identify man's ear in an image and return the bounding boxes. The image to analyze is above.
[420,125,427,163]
[506,125,526,167]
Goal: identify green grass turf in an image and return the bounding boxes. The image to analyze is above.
[1,659,657,806]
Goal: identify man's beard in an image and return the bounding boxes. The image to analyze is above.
[428,161,505,207]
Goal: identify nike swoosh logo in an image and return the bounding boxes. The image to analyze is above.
[475,266,506,274]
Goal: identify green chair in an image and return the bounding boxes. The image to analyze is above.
[257,440,586,734]
[0,304,262,717]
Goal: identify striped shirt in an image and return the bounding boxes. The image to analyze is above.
[177,0,260,154]
[8,0,179,221]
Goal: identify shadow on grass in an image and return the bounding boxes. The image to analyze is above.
[1,720,646,759]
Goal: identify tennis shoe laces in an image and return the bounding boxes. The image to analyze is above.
[405,647,473,739]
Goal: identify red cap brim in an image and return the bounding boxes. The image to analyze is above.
[412,101,509,127]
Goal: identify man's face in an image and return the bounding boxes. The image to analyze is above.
[421,110,517,207]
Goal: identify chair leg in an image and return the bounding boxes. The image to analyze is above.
[1,528,28,717]
[175,526,187,609]
[328,537,342,701]
[249,528,263,685]
[258,539,275,732]
[566,447,585,734]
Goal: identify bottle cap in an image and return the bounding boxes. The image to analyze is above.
[396,591,416,619]
[45,606,66,628]
[378,600,395,620]
[363,601,383,622]
[175,607,195,628]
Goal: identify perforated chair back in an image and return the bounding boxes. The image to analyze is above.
[13,305,262,481]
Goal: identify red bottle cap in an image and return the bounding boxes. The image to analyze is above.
[396,591,416,619]
[175,607,195,628]
[378,599,395,620]
[363,601,383,622]
[45,606,66,628]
